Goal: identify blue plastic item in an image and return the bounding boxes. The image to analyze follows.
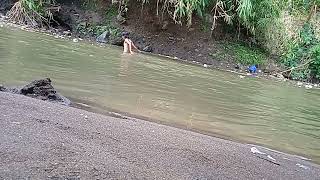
[248,65,257,73]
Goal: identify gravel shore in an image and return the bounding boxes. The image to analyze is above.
[0,92,319,179]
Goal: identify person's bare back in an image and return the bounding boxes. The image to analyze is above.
[122,32,139,54]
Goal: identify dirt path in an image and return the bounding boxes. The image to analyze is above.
[0,92,319,179]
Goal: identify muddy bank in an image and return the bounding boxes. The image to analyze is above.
[0,91,320,179]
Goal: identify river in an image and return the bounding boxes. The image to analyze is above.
[0,26,319,163]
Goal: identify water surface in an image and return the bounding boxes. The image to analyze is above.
[0,27,319,163]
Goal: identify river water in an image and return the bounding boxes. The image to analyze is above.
[0,27,319,163]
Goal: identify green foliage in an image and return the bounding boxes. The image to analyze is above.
[226,42,267,65]
[7,0,57,26]
[172,0,210,26]
[76,22,121,37]
[21,0,56,15]
[289,0,320,15]
[282,23,320,80]
[210,42,267,65]
[104,6,118,23]
[118,0,211,26]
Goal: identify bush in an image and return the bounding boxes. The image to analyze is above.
[7,0,57,26]
[226,42,267,66]
[76,22,121,38]
[282,23,320,80]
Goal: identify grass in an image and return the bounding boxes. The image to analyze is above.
[209,41,268,65]
[230,43,267,65]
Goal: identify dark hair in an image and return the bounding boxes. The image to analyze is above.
[122,32,129,38]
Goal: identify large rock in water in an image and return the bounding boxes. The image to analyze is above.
[0,78,71,105]
[96,30,110,43]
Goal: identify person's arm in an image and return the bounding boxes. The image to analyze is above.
[131,42,139,51]
[129,43,133,54]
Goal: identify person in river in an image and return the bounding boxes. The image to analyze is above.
[122,32,139,54]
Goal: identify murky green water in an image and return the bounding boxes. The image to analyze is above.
[0,27,319,163]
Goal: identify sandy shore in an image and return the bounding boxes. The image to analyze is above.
[0,92,319,179]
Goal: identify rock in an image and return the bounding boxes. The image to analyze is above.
[20,78,71,105]
[96,31,110,43]
[274,73,285,79]
[305,84,312,89]
[62,30,71,36]
[142,45,152,52]
[73,38,79,43]
[297,82,303,86]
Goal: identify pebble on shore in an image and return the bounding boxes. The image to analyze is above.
[73,38,79,43]
[305,84,313,89]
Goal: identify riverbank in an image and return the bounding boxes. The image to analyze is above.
[0,92,319,179]
[0,2,281,76]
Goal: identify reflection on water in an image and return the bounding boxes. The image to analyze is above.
[0,27,320,163]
